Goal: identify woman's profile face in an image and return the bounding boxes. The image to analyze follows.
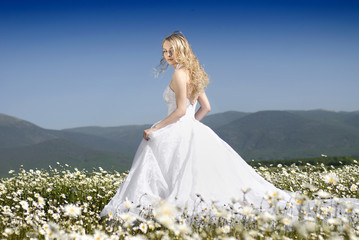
[162,40,176,65]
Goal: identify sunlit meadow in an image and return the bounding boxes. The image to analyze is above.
[1,160,359,240]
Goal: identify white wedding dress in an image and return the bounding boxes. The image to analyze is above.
[100,64,359,220]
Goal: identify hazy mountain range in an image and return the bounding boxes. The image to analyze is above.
[1,109,359,177]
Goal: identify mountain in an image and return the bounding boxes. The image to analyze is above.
[201,111,249,129]
[0,113,58,149]
[0,113,149,155]
[0,138,132,177]
[0,113,135,177]
[288,109,359,127]
[1,110,359,178]
[215,111,359,160]
[61,125,151,154]
[344,113,359,128]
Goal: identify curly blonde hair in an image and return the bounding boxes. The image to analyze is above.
[154,31,210,102]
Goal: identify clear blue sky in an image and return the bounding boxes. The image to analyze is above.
[1,0,358,130]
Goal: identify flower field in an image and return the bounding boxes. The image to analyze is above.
[1,160,359,240]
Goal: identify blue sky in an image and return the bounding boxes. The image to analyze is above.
[1,0,358,130]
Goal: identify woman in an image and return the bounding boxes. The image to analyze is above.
[100,31,359,219]
[142,32,211,140]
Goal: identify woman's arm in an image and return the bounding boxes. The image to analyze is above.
[143,69,188,140]
[195,91,211,121]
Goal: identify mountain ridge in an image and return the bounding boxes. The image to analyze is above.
[1,110,359,177]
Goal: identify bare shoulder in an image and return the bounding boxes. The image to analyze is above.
[171,67,189,87]
[173,67,189,79]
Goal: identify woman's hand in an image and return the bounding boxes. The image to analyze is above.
[143,126,158,141]
[142,68,188,141]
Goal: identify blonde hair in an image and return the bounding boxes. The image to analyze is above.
[154,31,210,102]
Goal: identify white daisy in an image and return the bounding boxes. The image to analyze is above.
[221,225,230,233]
[19,200,29,210]
[64,204,81,217]
[139,222,148,234]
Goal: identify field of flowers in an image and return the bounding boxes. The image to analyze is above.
[1,160,359,240]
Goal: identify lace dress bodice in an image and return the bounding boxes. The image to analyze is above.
[162,63,197,117]
[163,86,197,117]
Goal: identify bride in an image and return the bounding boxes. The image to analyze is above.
[100,31,359,220]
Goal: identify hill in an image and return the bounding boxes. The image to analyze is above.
[201,111,249,129]
[288,109,359,129]
[0,113,58,149]
[0,138,132,177]
[61,124,151,154]
[0,114,136,177]
[1,110,359,177]
[215,111,359,160]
